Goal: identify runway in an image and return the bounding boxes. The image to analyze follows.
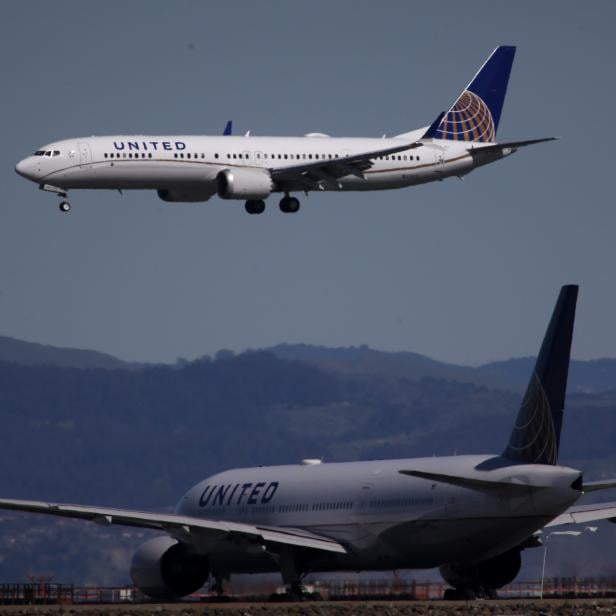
[0,599,615,615]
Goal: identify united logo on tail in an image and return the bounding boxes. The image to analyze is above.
[431,46,516,143]
[434,90,495,142]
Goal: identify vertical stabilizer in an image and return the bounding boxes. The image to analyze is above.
[433,46,516,143]
[503,285,578,465]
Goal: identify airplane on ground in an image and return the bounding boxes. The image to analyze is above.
[15,46,556,215]
[1,285,616,600]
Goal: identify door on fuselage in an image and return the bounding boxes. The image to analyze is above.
[78,142,92,168]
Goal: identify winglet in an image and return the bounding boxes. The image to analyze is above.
[223,120,232,136]
[422,112,446,140]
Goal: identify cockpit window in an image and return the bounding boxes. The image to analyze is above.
[44,151,52,157]
[34,150,45,156]
[53,150,60,156]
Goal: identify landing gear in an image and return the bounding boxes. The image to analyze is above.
[40,184,71,213]
[443,586,496,600]
[279,195,300,213]
[245,199,265,214]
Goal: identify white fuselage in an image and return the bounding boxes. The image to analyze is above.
[175,454,581,576]
[15,132,508,204]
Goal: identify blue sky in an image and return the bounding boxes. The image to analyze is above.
[2,0,615,365]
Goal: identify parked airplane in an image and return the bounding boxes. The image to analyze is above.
[15,46,555,215]
[1,285,616,600]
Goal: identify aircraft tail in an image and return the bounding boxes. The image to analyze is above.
[430,46,516,143]
[503,285,578,465]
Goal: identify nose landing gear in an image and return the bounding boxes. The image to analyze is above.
[40,184,71,213]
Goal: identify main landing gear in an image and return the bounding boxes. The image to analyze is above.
[243,195,301,215]
[245,199,266,215]
[279,195,300,213]
[59,200,71,213]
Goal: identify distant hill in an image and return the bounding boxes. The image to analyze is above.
[0,335,133,370]
[478,356,616,394]
[269,344,616,394]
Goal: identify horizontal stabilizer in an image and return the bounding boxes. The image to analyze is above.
[470,137,558,154]
[399,470,541,495]
[583,479,616,493]
[546,501,616,527]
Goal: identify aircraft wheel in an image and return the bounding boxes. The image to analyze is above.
[245,199,265,214]
[59,200,71,213]
[443,587,476,600]
[280,196,300,213]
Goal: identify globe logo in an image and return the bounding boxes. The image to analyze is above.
[436,90,495,143]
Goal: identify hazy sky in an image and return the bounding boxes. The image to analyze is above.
[2,1,615,365]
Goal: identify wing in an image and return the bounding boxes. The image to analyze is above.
[0,498,346,554]
[545,501,616,527]
[270,141,418,192]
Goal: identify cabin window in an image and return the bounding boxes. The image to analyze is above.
[148,153,152,158]
[215,153,219,159]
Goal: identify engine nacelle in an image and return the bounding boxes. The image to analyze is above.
[440,548,521,592]
[216,168,273,200]
[157,188,214,202]
[130,536,209,600]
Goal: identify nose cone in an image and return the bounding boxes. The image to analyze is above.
[15,158,36,180]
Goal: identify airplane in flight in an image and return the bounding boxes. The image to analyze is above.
[1,285,615,601]
[15,46,555,215]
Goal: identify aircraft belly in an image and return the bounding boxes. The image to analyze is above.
[43,163,217,190]
[206,514,551,576]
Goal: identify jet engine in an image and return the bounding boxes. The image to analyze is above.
[157,188,214,202]
[216,168,274,200]
[440,548,521,597]
[130,536,209,599]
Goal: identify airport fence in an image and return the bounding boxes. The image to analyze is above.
[1,577,616,604]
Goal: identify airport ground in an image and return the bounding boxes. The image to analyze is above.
[1,599,616,615]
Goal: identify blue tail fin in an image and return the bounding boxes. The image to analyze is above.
[503,285,578,465]
[432,46,516,143]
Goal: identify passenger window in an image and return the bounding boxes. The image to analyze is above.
[215,153,219,159]
[104,153,108,158]
[148,153,152,158]
[308,154,312,159]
